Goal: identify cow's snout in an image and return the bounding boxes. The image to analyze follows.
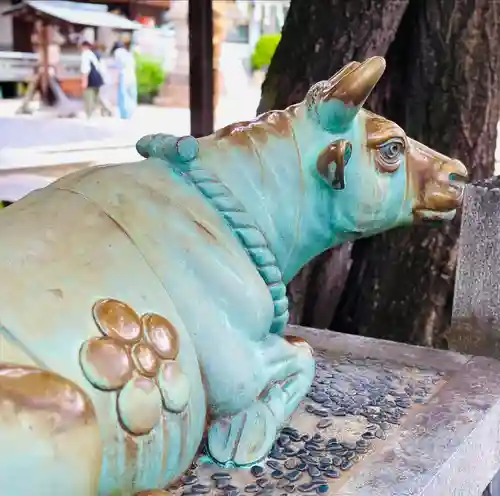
[426,159,468,212]
[408,139,468,221]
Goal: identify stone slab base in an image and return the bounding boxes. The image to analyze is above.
[167,327,500,496]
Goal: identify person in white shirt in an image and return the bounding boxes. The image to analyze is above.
[80,40,106,118]
[111,41,138,119]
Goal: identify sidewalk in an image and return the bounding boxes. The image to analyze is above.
[0,85,261,146]
[0,85,262,200]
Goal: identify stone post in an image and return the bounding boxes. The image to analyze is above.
[155,0,190,107]
[449,177,500,357]
[446,177,500,496]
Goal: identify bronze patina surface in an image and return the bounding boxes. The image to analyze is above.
[0,58,468,494]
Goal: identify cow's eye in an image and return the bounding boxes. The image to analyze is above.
[377,138,405,172]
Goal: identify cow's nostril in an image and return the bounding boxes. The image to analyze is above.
[449,173,467,197]
[447,159,468,183]
[450,173,464,181]
[438,160,468,197]
[449,172,468,184]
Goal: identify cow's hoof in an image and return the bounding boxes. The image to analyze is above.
[207,384,286,467]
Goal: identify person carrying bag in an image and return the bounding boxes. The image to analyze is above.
[80,40,106,118]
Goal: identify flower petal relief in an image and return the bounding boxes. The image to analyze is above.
[79,298,191,436]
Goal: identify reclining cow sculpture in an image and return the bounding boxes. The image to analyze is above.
[0,57,466,495]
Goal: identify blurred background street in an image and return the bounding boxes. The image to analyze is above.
[0,0,280,201]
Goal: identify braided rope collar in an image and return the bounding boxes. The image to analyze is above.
[137,134,289,335]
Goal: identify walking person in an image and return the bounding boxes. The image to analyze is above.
[111,41,138,120]
[80,40,105,118]
[92,43,113,117]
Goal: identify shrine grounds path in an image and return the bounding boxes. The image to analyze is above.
[0,85,260,149]
[0,88,498,174]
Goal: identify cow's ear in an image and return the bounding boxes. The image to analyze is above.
[316,139,352,190]
[310,57,386,132]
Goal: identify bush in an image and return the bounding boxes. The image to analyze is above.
[251,34,281,72]
[134,53,166,104]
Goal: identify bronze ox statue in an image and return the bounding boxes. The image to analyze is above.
[0,58,466,495]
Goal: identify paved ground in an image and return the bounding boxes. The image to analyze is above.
[0,43,261,152]
[0,57,262,200]
[0,90,261,150]
[0,114,118,149]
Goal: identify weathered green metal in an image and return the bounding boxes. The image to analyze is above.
[0,57,466,495]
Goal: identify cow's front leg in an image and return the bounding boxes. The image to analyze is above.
[207,335,315,467]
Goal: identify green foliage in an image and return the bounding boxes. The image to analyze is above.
[251,34,281,71]
[134,53,166,103]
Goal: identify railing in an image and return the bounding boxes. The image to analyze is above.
[0,51,81,83]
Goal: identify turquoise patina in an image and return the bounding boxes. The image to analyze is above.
[0,57,467,495]
[136,133,289,335]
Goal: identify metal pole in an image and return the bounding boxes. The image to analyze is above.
[188,0,214,138]
[40,22,50,104]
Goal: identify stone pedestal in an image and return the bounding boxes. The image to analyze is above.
[447,178,500,496]
[449,177,500,357]
[155,0,190,108]
[171,327,500,496]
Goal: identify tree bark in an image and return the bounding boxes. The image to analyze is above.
[258,0,410,326]
[257,0,410,113]
[261,0,500,346]
[333,0,500,347]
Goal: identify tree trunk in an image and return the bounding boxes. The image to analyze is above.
[257,0,410,114]
[261,0,500,346]
[333,0,500,347]
[258,0,410,326]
